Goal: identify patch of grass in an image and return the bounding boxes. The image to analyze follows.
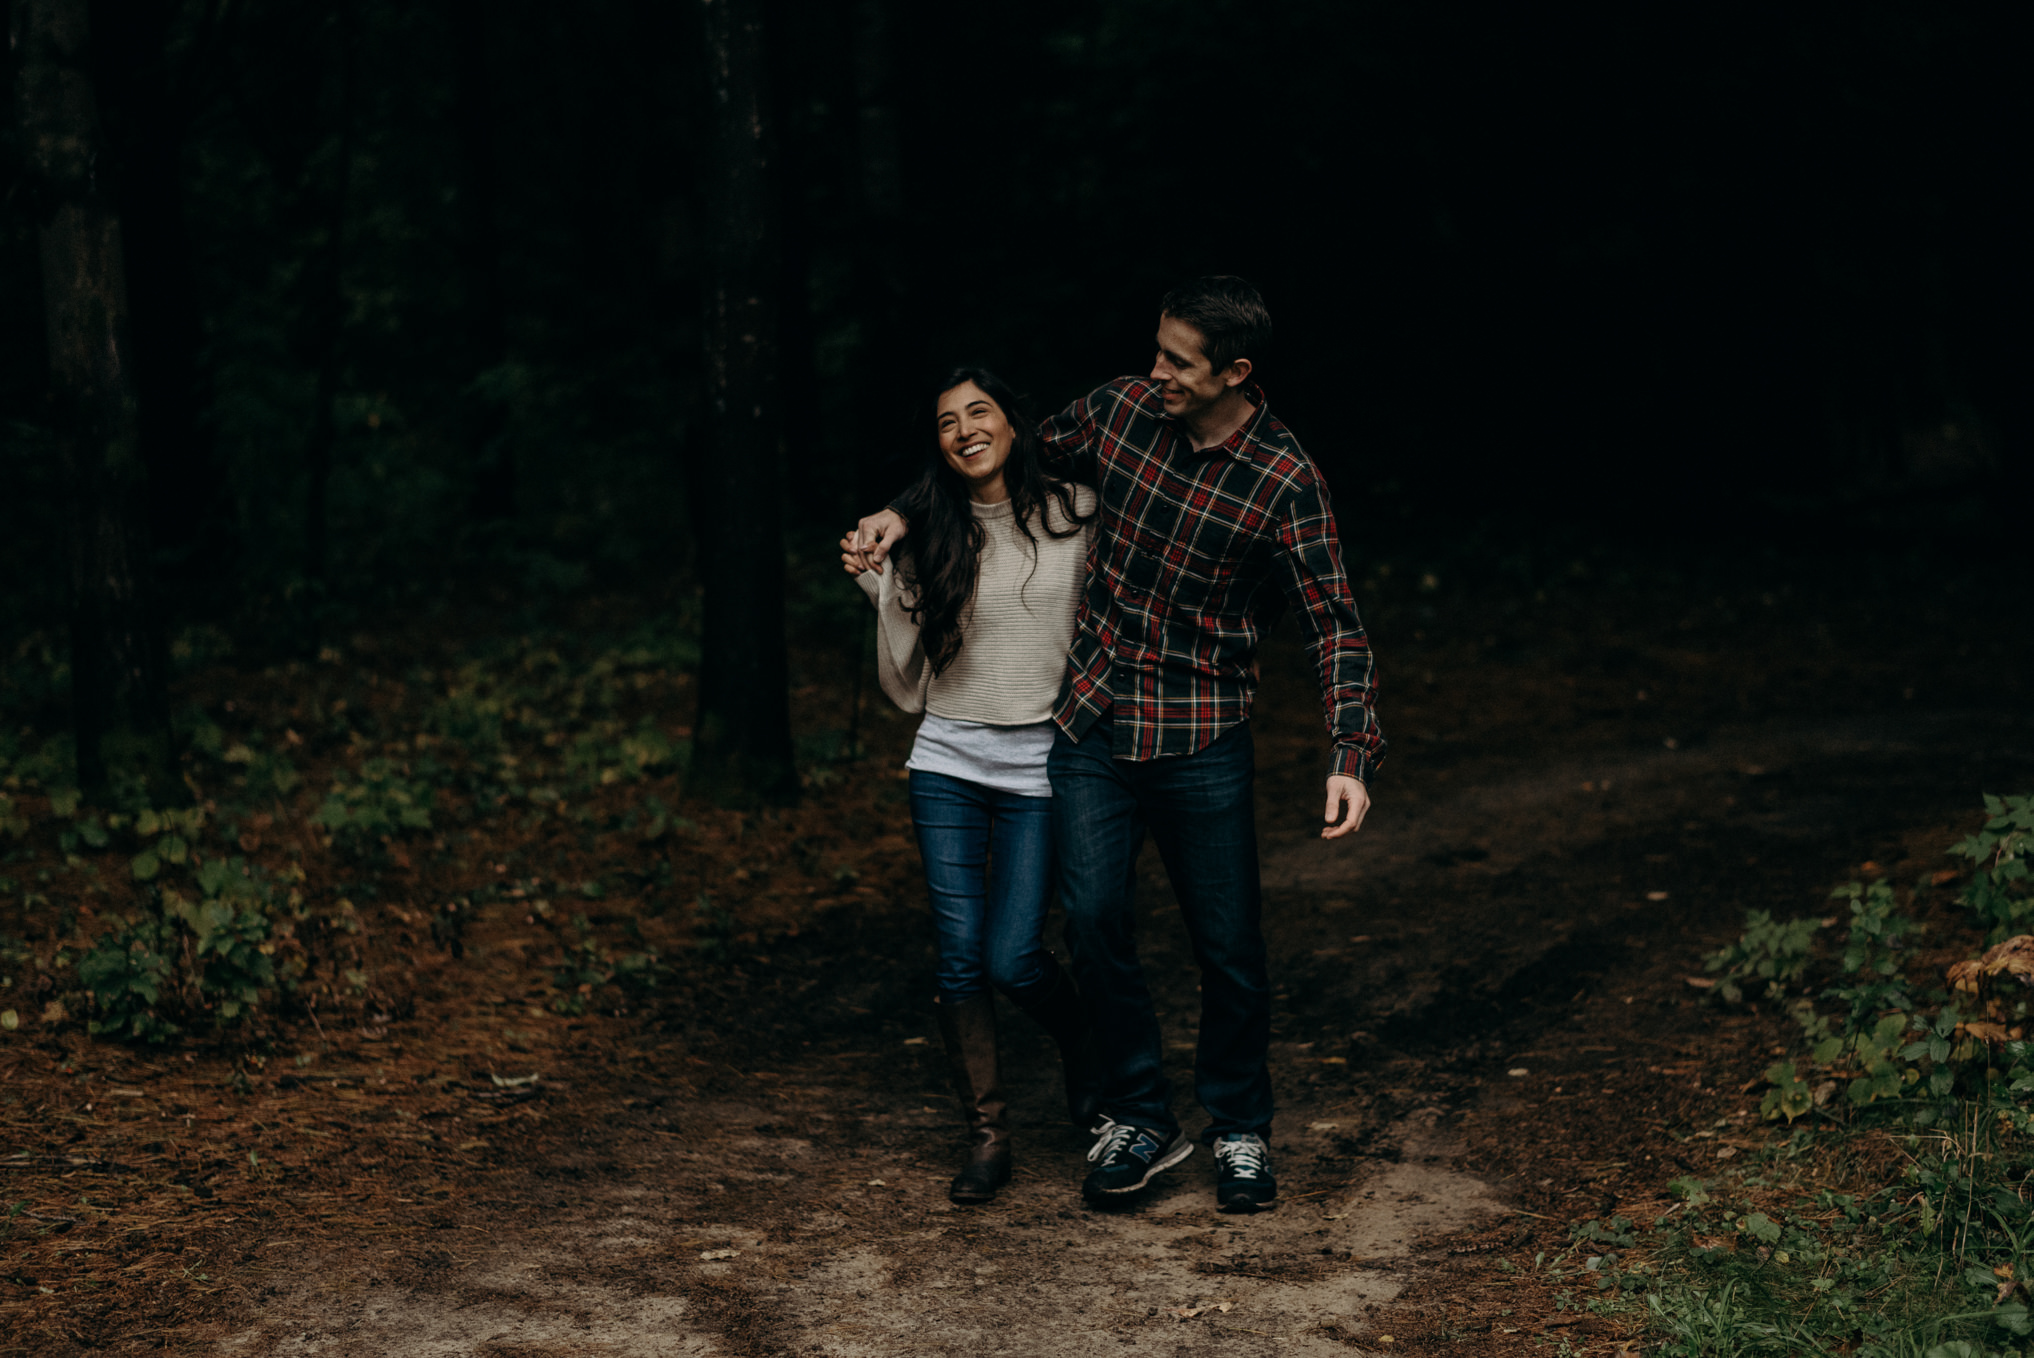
[1644,791,2034,1357]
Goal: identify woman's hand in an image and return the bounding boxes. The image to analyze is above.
[841,508,910,576]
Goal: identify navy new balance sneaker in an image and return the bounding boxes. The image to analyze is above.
[1082,1118,1194,1202]
[1212,1132,1277,1213]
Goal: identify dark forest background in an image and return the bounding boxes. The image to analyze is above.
[2,0,2027,798]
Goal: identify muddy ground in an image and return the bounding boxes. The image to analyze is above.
[5,556,2030,1356]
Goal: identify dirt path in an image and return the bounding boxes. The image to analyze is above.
[215,694,2034,1357]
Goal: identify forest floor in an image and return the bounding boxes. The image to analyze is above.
[2,547,2030,1356]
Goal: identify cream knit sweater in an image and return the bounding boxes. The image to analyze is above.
[856,484,1096,723]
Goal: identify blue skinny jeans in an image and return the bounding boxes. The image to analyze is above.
[907,770,1056,1005]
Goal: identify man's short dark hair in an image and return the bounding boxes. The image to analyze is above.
[1159,275,1271,373]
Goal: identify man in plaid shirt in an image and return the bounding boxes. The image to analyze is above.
[851,276,1384,1211]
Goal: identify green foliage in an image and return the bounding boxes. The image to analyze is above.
[164,858,284,1022]
[77,918,180,1044]
[1761,1059,1818,1123]
[0,727,73,793]
[222,740,302,803]
[1703,910,1826,1003]
[313,757,433,850]
[126,805,205,881]
[1954,793,2034,941]
[77,818,291,1042]
[1640,1132,2034,1357]
[546,913,670,1015]
[415,629,695,801]
[1829,880,1923,1026]
[562,719,681,791]
[1653,792,2034,1356]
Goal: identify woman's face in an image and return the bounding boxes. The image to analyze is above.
[936,381,1014,502]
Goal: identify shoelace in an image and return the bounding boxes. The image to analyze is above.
[1215,1136,1267,1179]
[1087,1118,1138,1165]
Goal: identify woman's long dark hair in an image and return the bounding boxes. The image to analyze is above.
[892,367,1092,677]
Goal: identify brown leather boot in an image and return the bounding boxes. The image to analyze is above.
[1008,962,1104,1130]
[935,993,1011,1204]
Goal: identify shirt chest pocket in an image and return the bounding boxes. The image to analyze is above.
[1115,539,1228,617]
[1105,460,1264,611]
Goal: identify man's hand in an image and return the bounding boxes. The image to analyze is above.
[839,508,909,576]
[1322,775,1370,840]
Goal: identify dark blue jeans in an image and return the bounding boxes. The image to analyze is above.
[908,770,1057,1004]
[1048,715,1269,1142]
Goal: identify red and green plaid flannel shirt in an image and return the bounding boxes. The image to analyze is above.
[1038,377,1385,783]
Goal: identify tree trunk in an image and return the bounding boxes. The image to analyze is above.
[95,0,226,588]
[13,0,177,803]
[303,0,358,600]
[847,0,914,506]
[764,0,824,521]
[691,0,794,805]
[452,0,512,527]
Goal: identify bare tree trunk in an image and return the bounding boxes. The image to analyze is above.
[848,0,913,505]
[13,0,176,803]
[96,0,225,587]
[452,0,512,527]
[764,0,823,520]
[303,0,358,600]
[691,0,794,805]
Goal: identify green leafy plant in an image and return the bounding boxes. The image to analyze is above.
[77,857,291,1041]
[313,757,433,850]
[164,859,283,1023]
[1703,910,1827,1003]
[77,918,180,1043]
[126,805,205,881]
[222,740,302,802]
[1954,793,2034,941]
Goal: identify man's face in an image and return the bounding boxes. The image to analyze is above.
[1151,314,1246,422]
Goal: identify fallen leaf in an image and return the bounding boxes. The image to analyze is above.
[455,1140,490,1151]
[1507,1068,1530,1077]
[0,1011,15,1031]
[1307,1121,1340,1132]
[902,1037,928,1046]
[1684,976,1715,989]
[699,1248,740,1261]
[1646,890,1670,901]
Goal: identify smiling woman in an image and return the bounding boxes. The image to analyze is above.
[936,381,1015,504]
[877,368,1089,679]
[840,365,1100,1205]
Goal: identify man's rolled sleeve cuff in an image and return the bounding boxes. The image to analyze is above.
[1329,745,1375,784]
